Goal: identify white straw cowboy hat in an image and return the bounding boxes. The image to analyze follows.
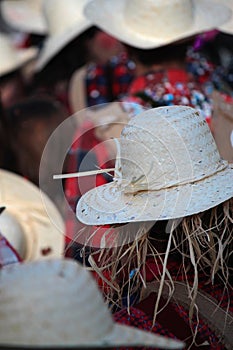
[0,258,184,348]
[215,0,233,34]
[76,106,233,225]
[84,0,232,49]
[1,0,47,35]
[0,33,37,77]
[35,0,92,71]
[0,169,64,260]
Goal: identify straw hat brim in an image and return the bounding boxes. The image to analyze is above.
[0,322,184,349]
[0,46,38,77]
[0,169,64,260]
[215,0,233,34]
[102,323,183,348]
[77,165,233,225]
[35,21,91,71]
[84,0,231,49]
[1,0,47,34]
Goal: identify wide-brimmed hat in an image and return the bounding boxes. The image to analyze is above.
[76,106,233,225]
[0,258,184,348]
[0,169,64,260]
[215,0,233,34]
[35,0,92,71]
[0,33,37,77]
[1,0,47,35]
[84,0,232,49]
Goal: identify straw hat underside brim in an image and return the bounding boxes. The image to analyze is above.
[0,47,37,77]
[0,169,64,260]
[85,0,231,48]
[35,21,91,71]
[77,166,233,225]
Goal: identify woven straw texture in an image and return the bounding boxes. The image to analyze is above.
[77,106,233,225]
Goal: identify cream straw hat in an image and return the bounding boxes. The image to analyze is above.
[35,0,92,71]
[215,0,233,34]
[76,106,233,225]
[0,258,184,348]
[1,0,47,35]
[0,169,64,260]
[84,0,232,49]
[0,33,37,77]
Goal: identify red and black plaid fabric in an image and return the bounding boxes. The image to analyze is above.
[64,54,134,248]
[64,120,114,246]
[136,257,232,349]
[86,53,135,107]
[113,307,177,350]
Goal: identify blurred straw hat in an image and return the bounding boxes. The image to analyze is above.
[0,33,37,77]
[0,169,64,260]
[87,102,131,141]
[84,0,232,49]
[35,0,92,71]
[215,0,233,34]
[77,106,233,225]
[0,258,184,348]
[1,0,47,35]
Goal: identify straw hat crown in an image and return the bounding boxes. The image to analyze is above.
[77,106,233,225]
[124,0,193,39]
[84,0,232,48]
[119,106,225,192]
[0,259,184,348]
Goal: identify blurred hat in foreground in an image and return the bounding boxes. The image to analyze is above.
[0,169,64,260]
[0,258,184,348]
[84,0,232,48]
[36,0,92,71]
[1,0,47,34]
[0,33,37,77]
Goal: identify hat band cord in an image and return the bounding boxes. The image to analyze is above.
[121,163,229,194]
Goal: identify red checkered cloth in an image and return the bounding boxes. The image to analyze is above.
[86,53,135,106]
[113,306,178,350]
[64,120,114,247]
[134,257,232,349]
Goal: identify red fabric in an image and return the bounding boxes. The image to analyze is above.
[64,120,113,245]
[123,68,212,122]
